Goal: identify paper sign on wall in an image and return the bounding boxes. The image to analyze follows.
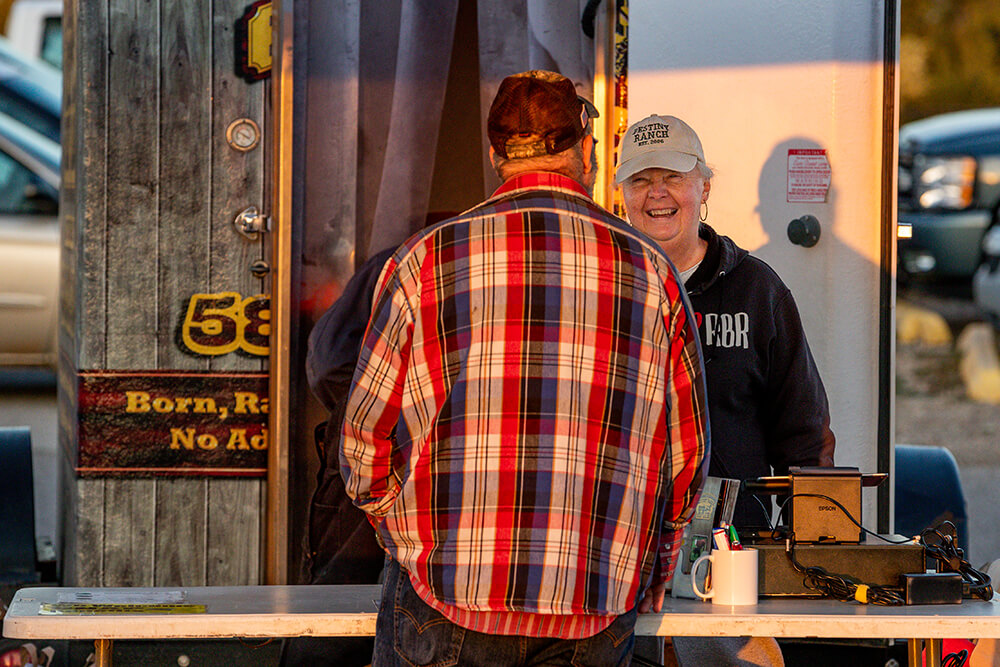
[787,149,831,203]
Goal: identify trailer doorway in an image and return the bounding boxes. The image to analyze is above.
[279,0,602,582]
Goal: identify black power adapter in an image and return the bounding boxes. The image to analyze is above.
[901,572,964,605]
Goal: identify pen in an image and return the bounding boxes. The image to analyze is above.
[727,525,743,550]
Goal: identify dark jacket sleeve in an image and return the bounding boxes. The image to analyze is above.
[306,247,396,418]
[763,289,836,474]
[301,247,396,585]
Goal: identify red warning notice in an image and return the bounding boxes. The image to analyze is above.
[787,149,831,203]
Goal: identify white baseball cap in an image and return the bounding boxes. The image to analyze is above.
[614,114,706,183]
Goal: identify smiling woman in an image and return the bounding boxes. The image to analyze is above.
[615,111,835,667]
[617,115,712,272]
[621,168,710,267]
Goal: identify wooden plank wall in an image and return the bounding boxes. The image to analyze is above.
[61,0,267,586]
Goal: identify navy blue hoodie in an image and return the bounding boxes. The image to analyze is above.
[686,224,835,529]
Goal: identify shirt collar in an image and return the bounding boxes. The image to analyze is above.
[490,172,593,201]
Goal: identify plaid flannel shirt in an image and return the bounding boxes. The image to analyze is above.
[341,172,709,638]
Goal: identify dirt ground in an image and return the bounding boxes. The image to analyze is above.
[894,291,999,464]
[895,337,1000,466]
[894,289,1000,565]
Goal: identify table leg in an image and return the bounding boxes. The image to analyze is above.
[94,638,113,667]
[907,638,943,667]
[925,638,942,667]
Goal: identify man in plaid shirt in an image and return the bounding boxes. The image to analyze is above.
[341,70,709,666]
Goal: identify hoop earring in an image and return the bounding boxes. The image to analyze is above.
[699,201,709,222]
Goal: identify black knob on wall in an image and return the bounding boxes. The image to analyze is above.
[787,215,821,247]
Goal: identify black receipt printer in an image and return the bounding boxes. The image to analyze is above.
[744,466,887,543]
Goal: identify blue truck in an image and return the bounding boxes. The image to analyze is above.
[897,108,1000,287]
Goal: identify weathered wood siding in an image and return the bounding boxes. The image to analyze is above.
[61,0,268,586]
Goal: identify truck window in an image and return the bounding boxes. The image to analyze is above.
[0,149,57,215]
[39,15,59,69]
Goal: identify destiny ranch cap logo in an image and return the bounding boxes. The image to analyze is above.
[631,121,671,147]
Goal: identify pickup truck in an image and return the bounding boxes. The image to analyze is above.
[897,108,1000,286]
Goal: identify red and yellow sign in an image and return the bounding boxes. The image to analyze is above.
[180,292,270,357]
[611,0,629,218]
[238,0,272,81]
[77,371,269,477]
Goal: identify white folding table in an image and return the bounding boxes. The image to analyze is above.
[5,585,1000,666]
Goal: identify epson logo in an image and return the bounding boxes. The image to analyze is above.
[818,505,837,511]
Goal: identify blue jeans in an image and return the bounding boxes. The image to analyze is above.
[373,558,636,667]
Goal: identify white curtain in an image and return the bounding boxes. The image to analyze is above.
[367,0,461,255]
[365,0,596,254]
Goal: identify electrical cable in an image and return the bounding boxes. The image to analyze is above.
[773,493,906,605]
[752,492,774,528]
[942,648,969,667]
[783,532,905,605]
[749,492,797,543]
[771,486,909,604]
[753,490,991,606]
[919,521,994,602]
[775,493,913,545]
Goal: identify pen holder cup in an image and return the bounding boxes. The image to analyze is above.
[691,548,758,605]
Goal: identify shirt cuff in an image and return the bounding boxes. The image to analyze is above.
[658,526,687,584]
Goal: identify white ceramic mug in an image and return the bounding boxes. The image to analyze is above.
[691,548,759,605]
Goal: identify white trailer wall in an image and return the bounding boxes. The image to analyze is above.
[628,0,897,531]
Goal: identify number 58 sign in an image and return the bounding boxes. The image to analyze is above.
[180,292,270,357]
